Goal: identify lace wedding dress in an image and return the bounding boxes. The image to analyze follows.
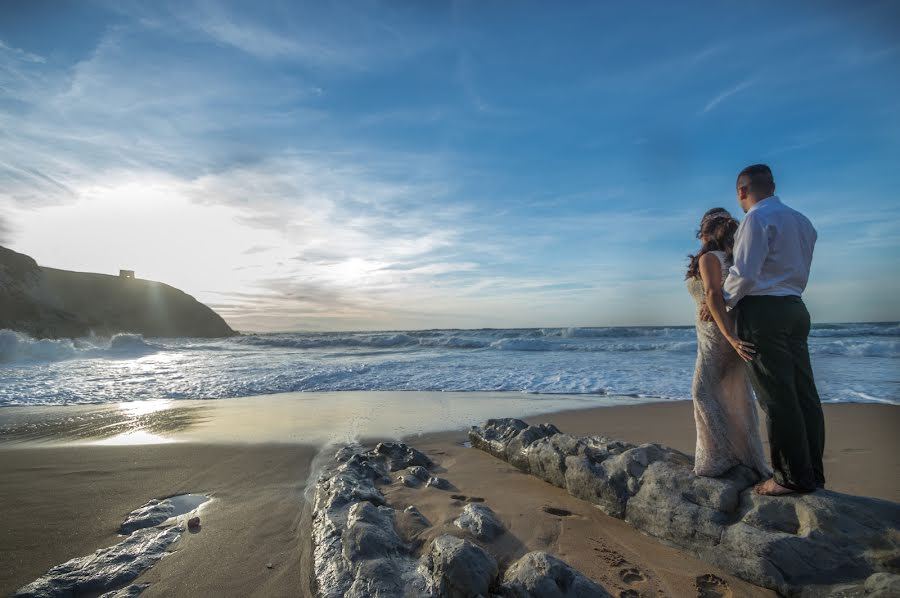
[687,251,772,478]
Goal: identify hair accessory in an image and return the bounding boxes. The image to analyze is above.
[701,208,732,227]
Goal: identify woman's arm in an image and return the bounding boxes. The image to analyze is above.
[698,253,756,362]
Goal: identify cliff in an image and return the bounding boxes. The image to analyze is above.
[0,246,236,339]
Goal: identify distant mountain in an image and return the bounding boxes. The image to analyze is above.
[0,246,236,339]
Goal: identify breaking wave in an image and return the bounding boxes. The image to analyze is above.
[0,330,158,363]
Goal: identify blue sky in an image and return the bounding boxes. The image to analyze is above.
[1,1,898,331]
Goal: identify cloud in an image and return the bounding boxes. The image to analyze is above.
[702,78,755,113]
[190,9,341,63]
[0,40,45,63]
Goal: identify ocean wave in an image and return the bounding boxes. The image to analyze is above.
[809,340,899,358]
[0,330,159,363]
[809,323,900,338]
[234,331,700,353]
[541,327,693,339]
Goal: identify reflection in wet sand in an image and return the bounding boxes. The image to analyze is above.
[0,391,657,447]
[0,400,209,445]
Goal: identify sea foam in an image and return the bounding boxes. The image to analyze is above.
[0,324,896,406]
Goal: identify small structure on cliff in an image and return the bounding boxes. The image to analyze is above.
[119,269,135,279]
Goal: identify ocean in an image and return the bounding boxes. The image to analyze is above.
[0,323,897,407]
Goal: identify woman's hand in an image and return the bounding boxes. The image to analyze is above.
[726,335,756,362]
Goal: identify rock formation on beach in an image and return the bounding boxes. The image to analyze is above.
[14,494,209,597]
[311,441,613,597]
[0,245,235,338]
[468,418,900,597]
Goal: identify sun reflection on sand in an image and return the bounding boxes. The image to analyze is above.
[0,391,658,447]
[118,399,174,417]
[93,429,176,446]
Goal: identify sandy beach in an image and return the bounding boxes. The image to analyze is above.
[1,395,897,596]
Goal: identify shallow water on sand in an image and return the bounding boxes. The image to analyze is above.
[0,391,659,446]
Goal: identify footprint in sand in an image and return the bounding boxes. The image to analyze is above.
[595,546,627,568]
[695,573,732,598]
[619,567,645,585]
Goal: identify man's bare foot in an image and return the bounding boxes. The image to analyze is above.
[753,478,796,496]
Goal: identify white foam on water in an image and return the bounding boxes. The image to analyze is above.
[1,323,896,406]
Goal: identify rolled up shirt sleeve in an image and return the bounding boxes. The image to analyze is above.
[724,213,769,308]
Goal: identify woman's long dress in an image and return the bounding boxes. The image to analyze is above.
[687,251,772,478]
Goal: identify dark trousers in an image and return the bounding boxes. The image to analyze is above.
[736,295,825,492]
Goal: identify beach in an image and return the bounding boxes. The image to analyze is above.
[1,394,897,596]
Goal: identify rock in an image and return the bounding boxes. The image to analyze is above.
[187,516,200,529]
[311,439,612,598]
[342,502,405,561]
[335,444,365,462]
[426,476,452,490]
[119,494,208,534]
[468,418,900,597]
[454,503,504,541]
[266,562,274,569]
[864,572,900,597]
[420,535,498,598]
[625,459,751,548]
[525,434,584,488]
[398,474,421,488]
[15,526,182,597]
[508,424,562,471]
[498,551,613,598]
[468,419,560,471]
[119,499,175,534]
[711,490,900,596]
[98,584,150,598]
[407,466,431,481]
[372,442,433,471]
[312,442,433,598]
[468,418,530,460]
[806,571,900,597]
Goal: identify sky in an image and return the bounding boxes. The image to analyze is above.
[1,1,898,331]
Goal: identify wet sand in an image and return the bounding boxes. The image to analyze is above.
[0,395,897,596]
[0,443,317,597]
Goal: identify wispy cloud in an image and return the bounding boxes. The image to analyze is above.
[191,9,343,63]
[702,78,755,113]
[0,40,45,63]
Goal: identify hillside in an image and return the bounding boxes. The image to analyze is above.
[0,246,236,339]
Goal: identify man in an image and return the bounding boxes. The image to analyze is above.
[718,164,824,495]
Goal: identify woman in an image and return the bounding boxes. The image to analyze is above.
[686,208,771,478]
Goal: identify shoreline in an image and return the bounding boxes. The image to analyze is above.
[1,394,897,596]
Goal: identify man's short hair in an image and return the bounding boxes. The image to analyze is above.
[737,164,775,196]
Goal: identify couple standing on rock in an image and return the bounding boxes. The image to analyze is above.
[686,164,825,496]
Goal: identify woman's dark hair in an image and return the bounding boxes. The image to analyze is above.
[686,208,739,279]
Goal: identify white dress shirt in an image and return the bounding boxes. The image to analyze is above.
[724,196,817,308]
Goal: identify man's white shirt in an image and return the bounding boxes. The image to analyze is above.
[723,195,817,309]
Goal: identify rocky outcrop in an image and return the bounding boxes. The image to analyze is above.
[15,525,182,597]
[498,551,612,598]
[16,493,208,597]
[119,494,209,534]
[421,535,498,598]
[311,440,613,597]
[0,245,235,338]
[469,418,900,596]
[312,442,434,597]
[454,504,504,542]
